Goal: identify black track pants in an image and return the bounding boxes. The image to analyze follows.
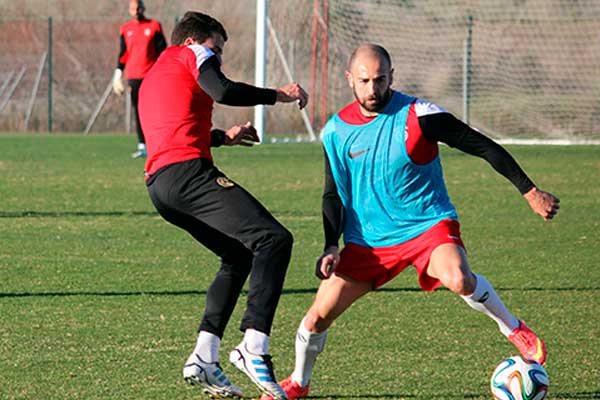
[147,158,293,337]
[128,79,144,144]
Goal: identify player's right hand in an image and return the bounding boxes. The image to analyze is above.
[276,82,308,109]
[523,186,560,220]
[112,69,125,96]
[315,246,340,280]
[224,122,260,147]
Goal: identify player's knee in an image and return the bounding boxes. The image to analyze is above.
[438,263,474,295]
[270,226,294,254]
[444,274,465,294]
[305,308,332,333]
[280,227,294,251]
[222,245,253,264]
[220,253,253,276]
[254,225,293,258]
[303,311,320,332]
[443,270,475,295]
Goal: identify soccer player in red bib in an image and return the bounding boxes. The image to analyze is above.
[112,0,166,158]
[261,44,560,400]
[139,11,308,400]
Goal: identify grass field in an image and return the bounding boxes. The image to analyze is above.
[0,134,598,400]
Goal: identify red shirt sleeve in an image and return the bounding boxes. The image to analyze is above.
[405,102,439,165]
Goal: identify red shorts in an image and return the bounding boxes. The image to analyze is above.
[335,219,465,291]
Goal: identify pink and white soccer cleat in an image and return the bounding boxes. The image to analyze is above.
[508,320,547,364]
[260,376,309,400]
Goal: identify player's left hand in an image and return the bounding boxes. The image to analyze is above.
[224,122,260,147]
[524,187,560,220]
[315,246,340,280]
[276,83,309,109]
[112,69,125,96]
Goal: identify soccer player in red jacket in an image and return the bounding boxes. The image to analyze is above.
[112,0,166,158]
[139,11,308,400]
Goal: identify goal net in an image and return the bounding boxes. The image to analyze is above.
[1,0,598,143]
[311,0,600,142]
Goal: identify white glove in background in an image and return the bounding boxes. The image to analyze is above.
[112,68,125,96]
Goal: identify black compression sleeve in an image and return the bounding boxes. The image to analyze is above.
[198,56,277,106]
[419,112,535,194]
[117,34,126,70]
[154,30,167,56]
[322,151,345,249]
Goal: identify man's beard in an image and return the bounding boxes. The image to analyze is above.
[356,89,392,113]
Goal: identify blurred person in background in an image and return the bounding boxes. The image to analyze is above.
[112,0,167,158]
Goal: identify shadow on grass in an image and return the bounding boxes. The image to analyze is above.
[0,210,157,218]
[0,286,598,299]
[307,395,418,399]
[304,391,600,399]
[552,392,600,399]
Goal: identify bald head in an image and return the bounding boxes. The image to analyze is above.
[348,44,392,71]
[345,44,394,116]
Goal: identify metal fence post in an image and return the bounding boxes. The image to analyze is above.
[25,51,48,130]
[463,15,473,125]
[254,0,268,142]
[47,16,53,133]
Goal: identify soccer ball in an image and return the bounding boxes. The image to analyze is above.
[490,356,549,400]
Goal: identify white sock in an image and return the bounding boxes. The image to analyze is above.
[138,143,146,150]
[461,274,519,336]
[291,318,328,387]
[193,331,220,363]
[243,328,269,355]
